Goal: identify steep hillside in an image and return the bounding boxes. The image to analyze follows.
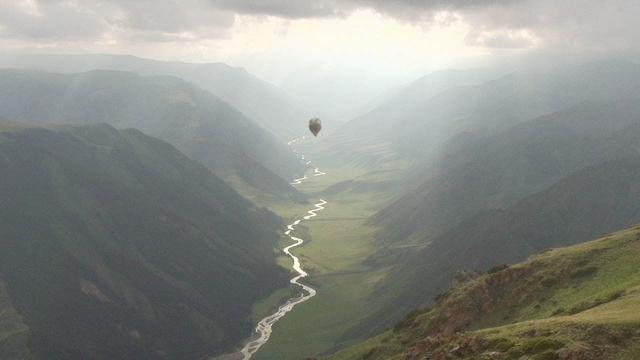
[0,53,308,140]
[331,225,640,360]
[372,156,640,328]
[0,69,304,199]
[375,100,640,244]
[0,122,287,359]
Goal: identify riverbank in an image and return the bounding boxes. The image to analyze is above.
[238,199,327,359]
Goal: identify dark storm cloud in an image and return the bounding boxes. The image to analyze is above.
[0,0,638,53]
[207,0,640,52]
[365,0,640,52]
[208,0,350,18]
[0,1,106,40]
[206,0,516,19]
[0,0,234,42]
[109,0,233,33]
[462,0,640,51]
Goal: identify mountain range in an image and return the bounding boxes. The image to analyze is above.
[0,69,305,200]
[0,121,287,359]
[336,60,640,168]
[0,53,308,141]
[375,99,640,245]
[332,61,640,343]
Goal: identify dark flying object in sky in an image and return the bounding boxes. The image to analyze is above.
[309,118,321,137]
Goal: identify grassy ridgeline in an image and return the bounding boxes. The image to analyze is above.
[331,225,640,359]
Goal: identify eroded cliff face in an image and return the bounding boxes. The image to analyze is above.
[423,265,539,337]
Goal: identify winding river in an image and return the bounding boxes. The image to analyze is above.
[235,137,327,359]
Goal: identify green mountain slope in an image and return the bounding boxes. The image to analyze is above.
[331,225,640,360]
[0,122,287,359]
[0,69,304,199]
[371,156,640,331]
[0,53,308,140]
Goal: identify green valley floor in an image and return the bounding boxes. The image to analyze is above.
[243,137,407,360]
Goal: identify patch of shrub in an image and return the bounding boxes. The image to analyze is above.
[570,265,598,279]
[453,269,481,285]
[551,307,565,316]
[567,302,590,314]
[506,346,525,358]
[362,346,382,360]
[507,338,563,359]
[487,264,510,274]
[605,290,625,302]
[575,259,590,267]
[489,337,515,352]
[521,338,564,354]
[567,290,625,315]
[531,350,560,360]
[393,308,427,332]
[434,289,451,303]
[541,277,557,288]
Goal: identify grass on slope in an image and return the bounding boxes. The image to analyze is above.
[331,225,640,360]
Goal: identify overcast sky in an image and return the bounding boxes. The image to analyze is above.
[1,0,638,84]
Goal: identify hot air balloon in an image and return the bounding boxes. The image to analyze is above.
[309,118,321,137]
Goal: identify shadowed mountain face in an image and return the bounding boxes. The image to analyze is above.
[375,99,640,245]
[370,156,640,329]
[0,122,287,359]
[342,98,640,337]
[0,69,304,199]
[0,53,309,141]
